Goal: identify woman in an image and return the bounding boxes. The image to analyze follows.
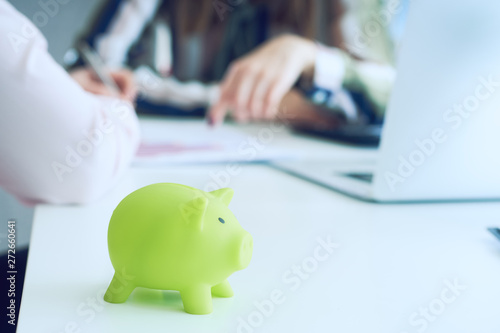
[74,0,398,125]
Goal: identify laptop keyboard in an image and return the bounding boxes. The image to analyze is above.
[344,173,374,183]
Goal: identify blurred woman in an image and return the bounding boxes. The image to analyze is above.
[74,0,400,125]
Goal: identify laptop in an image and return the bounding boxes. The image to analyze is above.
[272,0,500,202]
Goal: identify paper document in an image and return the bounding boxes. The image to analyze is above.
[134,118,298,166]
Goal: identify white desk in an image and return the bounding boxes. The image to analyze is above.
[18,120,500,333]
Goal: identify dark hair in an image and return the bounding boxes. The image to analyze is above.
[174,0,345,47]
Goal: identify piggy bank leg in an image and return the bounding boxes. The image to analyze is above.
[180,285,213,315]
[211,280,234,298]
[103,272,136,303]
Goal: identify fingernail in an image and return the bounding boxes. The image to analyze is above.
[207,115,215,127]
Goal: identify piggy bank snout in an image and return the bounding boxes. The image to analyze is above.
[235,232,253,270]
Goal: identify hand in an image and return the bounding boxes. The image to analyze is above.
[208,35,317,125]
[278,89,342,127]
[69,67,137,102]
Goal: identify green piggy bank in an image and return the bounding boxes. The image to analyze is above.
[103,183,253,314]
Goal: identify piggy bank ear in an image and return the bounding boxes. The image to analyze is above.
[210,188,234,206]
[180,196,209,231]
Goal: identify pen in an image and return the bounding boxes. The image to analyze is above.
[77,41,121,97]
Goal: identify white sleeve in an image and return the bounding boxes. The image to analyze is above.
[134,66,220,108]
[313,44,346,92]
[95,0,160,68]
[0,1,140,205]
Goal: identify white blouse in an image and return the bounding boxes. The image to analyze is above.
[0,0,140,205]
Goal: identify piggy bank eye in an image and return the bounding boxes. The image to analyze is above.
[218,217,225,224]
